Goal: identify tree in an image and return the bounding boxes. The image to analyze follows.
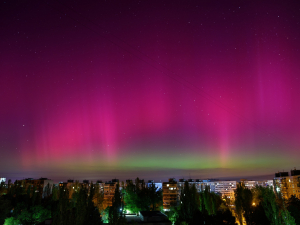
[252,186,296,225]
[74,187,88,225]
[52,185,59,202]
[7,179,11,193]
[123,179,141,214]
[199,186,221,216]
[148,183,162,211]
[44,183,52,198]
[0,196,12,225]
[281,207,296,225]
[258,186,281,225]
[124,179,162,214]
[108,182,126,225]
[198,186,236,225]
[52,187,72,225]
[234,183,253,225]
[4,217,21,225]
[216,209,238,225]
[92,183,105,215]
[86,183,102,225]
[101,207,110,223]
[7,200,51,225]
[250,203,270,225]
[16,205,51,225]
[0,181,6,195]
[31,205,51,224]
[138,185,151,211]
[51,183,102,225]
[165,206,179,225]
[287,195,300,225]
[176,181,200,224]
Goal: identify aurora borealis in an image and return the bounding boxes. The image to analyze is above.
[1,1,300,181]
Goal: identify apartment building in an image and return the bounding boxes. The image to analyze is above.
[21,178,53,198]
[274,169,300,199]
[177,179,186,194]
[240,179,260,190]
[104,179,119,207]
[163,178,178,210]
[214,181,237,199]
[96,180,105,192]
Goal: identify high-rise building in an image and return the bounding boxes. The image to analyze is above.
[20,178,53,198]
[177,179,186,194]
[274,169,300,199]
[240,179,259,190]
[162,178,178,210]
[104,179,120,207]
[202,180,218,193]
[262,180,274,187]
[96,180,105,193]
[214,181,237,199]
[194,179,203,193]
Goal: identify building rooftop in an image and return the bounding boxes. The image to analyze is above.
[140,211,170,223]
[291,169,300,176]
[275,172,289,177]
[126,211,171,224]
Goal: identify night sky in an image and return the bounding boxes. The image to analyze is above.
[1,0,300,182]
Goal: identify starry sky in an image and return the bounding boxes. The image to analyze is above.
[1,0,300,182]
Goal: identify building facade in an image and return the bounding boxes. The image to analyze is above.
[104,179,120,207]
[20,178,53,198]
[162,178,178,210]
[274,169,300,199]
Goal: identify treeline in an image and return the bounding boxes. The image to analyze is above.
[167,182,300,225]
[1,179,300,225]
[0,181,102,225]
[123,178,162,213]
[167,182,237,225]
[234,183,300,225]
[0,178,162,225]
[103,178,163,224]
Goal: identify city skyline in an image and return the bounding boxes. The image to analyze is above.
[1,1,300,181]
[0,171,279,184]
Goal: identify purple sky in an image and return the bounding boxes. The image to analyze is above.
[1,0,300,182]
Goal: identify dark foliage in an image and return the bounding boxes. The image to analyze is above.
[1,181,102,225]
[287,195,300,225]
[124,177,162,213]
